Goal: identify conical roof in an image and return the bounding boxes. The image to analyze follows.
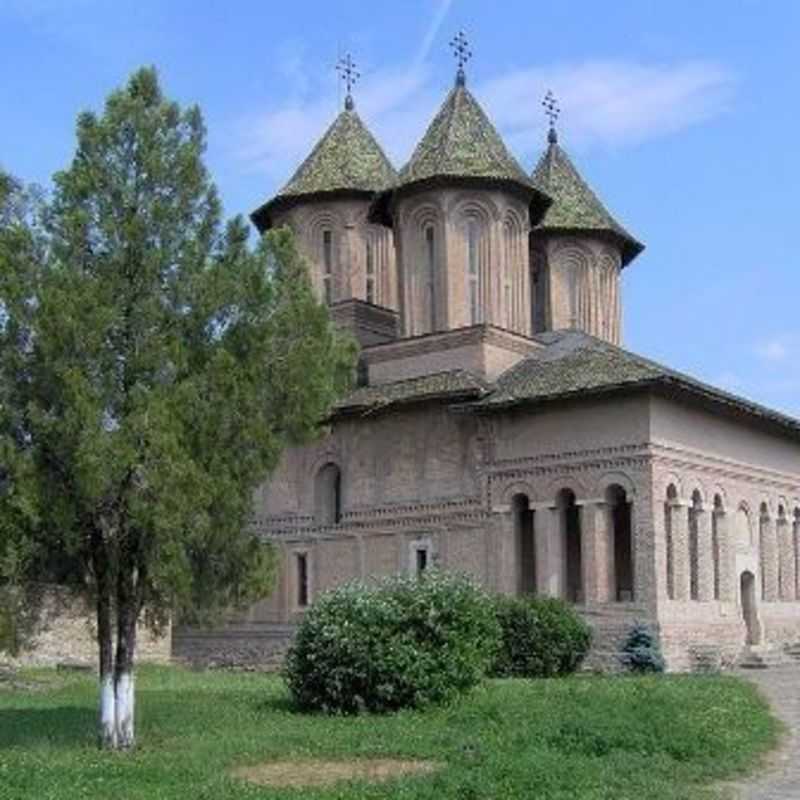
[397,83,544,198]
[251,104,397,231]
[531,136,643,265]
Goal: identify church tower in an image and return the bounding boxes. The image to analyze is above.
[371,33,550,338]
[529,93,644,344]
[251,55,399,345]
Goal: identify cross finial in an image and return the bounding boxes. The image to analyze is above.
[336,53,360,110]
[542,90,560,144]
[449,30,472,87]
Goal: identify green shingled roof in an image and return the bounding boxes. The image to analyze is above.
[472,330,800,436]
[531,139,644,265]
[251,106,397,230]
[397,83,538,194]
[334,369,491,415]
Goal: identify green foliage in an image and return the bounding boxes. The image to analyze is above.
[0,666,780,799]
[491,596,592,678]
[620,621,666,673]
[0,68,357,642]
[285,571,501,713]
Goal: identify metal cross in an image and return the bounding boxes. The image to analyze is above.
[450,30,472,85]
[542,90,560,142]
[336,53,360,109]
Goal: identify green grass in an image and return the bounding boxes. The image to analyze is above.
[0,666,779,800]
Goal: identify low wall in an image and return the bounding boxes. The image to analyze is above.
[1,584,171,668]
[171,622,295,670]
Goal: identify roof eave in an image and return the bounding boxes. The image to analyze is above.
[530,226,645,267]
[251,187,380,234]
[369,175,552,228]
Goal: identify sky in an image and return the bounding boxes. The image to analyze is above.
[2,0,799,416]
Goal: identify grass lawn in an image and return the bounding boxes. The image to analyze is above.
[0,666,779,800]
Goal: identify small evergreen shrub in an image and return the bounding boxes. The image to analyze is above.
[284,571,500,713]
[491,596,591,678]
[619,622,665,673]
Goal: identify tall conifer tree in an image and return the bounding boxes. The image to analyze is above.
[0,69,355,749]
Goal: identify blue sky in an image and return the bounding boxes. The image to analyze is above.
[2,0,799,415]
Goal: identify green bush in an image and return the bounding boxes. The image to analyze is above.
[491,596,592,678]
[284,571,500,713]
[619,622,665,673]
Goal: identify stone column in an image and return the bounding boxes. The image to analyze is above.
[491,509,515,595]
[760,514,779,602]
[577,499,611,604]
[669,501,690,601]
[534,504,562,598]
[696,507,714,602]
[715,510,736,603]
[778,517,795,601]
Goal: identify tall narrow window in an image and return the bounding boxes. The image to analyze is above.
[365,239,375,304]
[415,547,428,575]
[296,553,309,608]
[424,225,436,331]
[467,219,481,324]
[322,229,333,305]
[503,223,513,329]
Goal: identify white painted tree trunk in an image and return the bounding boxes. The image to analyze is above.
[114,671,135,749]
[99,673,117,749]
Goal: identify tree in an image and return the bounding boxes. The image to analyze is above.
[0,69,356,749]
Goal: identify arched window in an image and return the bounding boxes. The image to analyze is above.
[558,489,582,603]
[512,494,536,595]
[712,494,724,600]
[607,484,633,601]
[315,463,342,525]
[467,218,482,324]
[665,484,678,600]
[322,228,334,305]
[423,224,436,331]
[689,490,702,601]
[503,221,514,329]
[530,246,546,334]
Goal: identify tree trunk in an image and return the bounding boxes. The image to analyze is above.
[114,558,138,749]
[94,543,117,750]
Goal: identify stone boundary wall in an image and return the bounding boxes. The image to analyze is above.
[1,584,171,668]
[171,623,295,670]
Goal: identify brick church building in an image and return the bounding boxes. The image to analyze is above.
[178,50,800,671]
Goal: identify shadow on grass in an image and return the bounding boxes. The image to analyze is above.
[0,706,95,748]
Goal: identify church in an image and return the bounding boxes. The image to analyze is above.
[177,41,800,671]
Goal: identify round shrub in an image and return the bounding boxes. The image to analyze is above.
[491,596,591,678]
[284,571,500,713]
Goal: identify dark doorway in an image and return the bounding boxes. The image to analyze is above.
[608,485,634,601]
[559,490,583,603]
[513,494,536,595]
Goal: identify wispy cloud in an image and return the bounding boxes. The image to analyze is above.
[233,46,735,190]
[415,0,454,67]
[479,60,735,158]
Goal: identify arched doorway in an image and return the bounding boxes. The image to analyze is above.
[607,485,634,602]
[558,489,583,603]
[512,494,536,595]
[740,571,760,646]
